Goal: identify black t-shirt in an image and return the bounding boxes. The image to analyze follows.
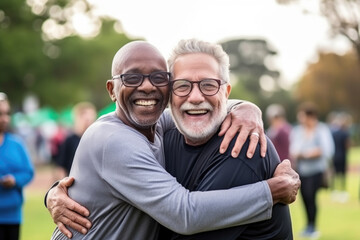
[161,128,293,240]
[57,133,81,175]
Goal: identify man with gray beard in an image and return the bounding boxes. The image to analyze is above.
[161,39,294,239]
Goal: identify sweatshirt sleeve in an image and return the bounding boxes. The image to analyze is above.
[159,108,176,132]
[102,132,272,235]
[12,138,34,188]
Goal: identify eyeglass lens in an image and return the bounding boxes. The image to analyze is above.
[172,79,220,97]
[122,72,170,87]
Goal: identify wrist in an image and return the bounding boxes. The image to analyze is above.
[44,181,59,208]
[267,176,285,205]
[226,99,243,113]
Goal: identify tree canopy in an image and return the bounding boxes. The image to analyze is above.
[0,0,136,111]
[295,51,360,123]
[277,0,360,61]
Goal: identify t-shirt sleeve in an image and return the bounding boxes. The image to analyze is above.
[159,108,176,133]
[265,138,282,175]
[101,131,272,234]
[12,137,34,188]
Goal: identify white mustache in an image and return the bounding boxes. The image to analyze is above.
[180,102,213,112]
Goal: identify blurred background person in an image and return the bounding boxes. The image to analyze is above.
[54,102,97,180]
[0,92,34,240]
[265,103,292,162]
[290,101,335,239]
[328,111,352,203]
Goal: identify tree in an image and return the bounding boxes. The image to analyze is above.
[0,0,136,111]
[277,0,360,61]
[220,38,293,113]
[42,20,135,110]
[0,0,50,108]
[295,51,360,123]
[320,0,360,61]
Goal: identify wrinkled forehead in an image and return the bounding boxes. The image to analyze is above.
[112,42,167,75]
[172,53,220,80]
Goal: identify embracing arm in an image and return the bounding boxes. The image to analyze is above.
[100,137,272,234]
[46,150,299,238]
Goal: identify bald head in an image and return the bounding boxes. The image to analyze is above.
[111,41,166,76]
[106,41,169,140]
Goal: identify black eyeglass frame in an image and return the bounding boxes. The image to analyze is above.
[112,71,171,87]
[170,78,227,97]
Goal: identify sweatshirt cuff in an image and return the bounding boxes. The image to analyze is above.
[44,181,59,208]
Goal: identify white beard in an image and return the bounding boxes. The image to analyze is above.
[171,100,227,144]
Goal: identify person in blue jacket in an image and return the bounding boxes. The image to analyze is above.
[0,92,34,240]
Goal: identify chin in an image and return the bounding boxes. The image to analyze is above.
[182,125,217,141]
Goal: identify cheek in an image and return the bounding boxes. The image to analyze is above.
[170,95,184,109]
[119,86,132,101]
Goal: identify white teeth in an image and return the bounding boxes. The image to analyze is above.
[187,110,207,115]
[135,100,157,106]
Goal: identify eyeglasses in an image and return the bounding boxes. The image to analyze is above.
[112,71,171,87]
[171,79,226,97]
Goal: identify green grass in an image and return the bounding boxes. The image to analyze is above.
[290,174,360,240]
[20,147,360,240]
[21,190,55,239]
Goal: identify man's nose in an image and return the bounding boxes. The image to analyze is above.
[187,84,205,103]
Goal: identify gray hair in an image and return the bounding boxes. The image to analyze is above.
[168,39,230,83]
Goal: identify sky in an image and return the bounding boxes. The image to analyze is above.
[85,0,351,87]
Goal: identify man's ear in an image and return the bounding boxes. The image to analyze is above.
[225,84,231,98]
[106,80,116,102]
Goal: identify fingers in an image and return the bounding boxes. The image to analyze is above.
[51,190,90,218]
[1,175,15,188]
[247,123,266,158]
[269,162,301,205]
[219,115,238,154]
[284,176,301,204]
[230,132,247,158]
[281,159,291,165]
[51,200,91,234]
[67,199,90,218]
[57,211,90,234]
[218,114,231,137]
[259,132,267,158]
[47,177,92,235]
[219,102,267,158]
[57,222,73,239]
[273,159,291,177]
[245,131,260,158]
[59,177,75,188]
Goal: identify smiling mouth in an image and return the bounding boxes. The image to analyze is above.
[135,100,158,106]
[186,109,208,115]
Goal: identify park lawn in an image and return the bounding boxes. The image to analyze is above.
[290,174,360,240]
[21,147,360,240]
[21,190,55,240]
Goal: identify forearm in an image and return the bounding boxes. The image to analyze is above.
[226,99,243,112]
[303,148,322,160]
[106,139,273,234]
[136,180,272,234]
